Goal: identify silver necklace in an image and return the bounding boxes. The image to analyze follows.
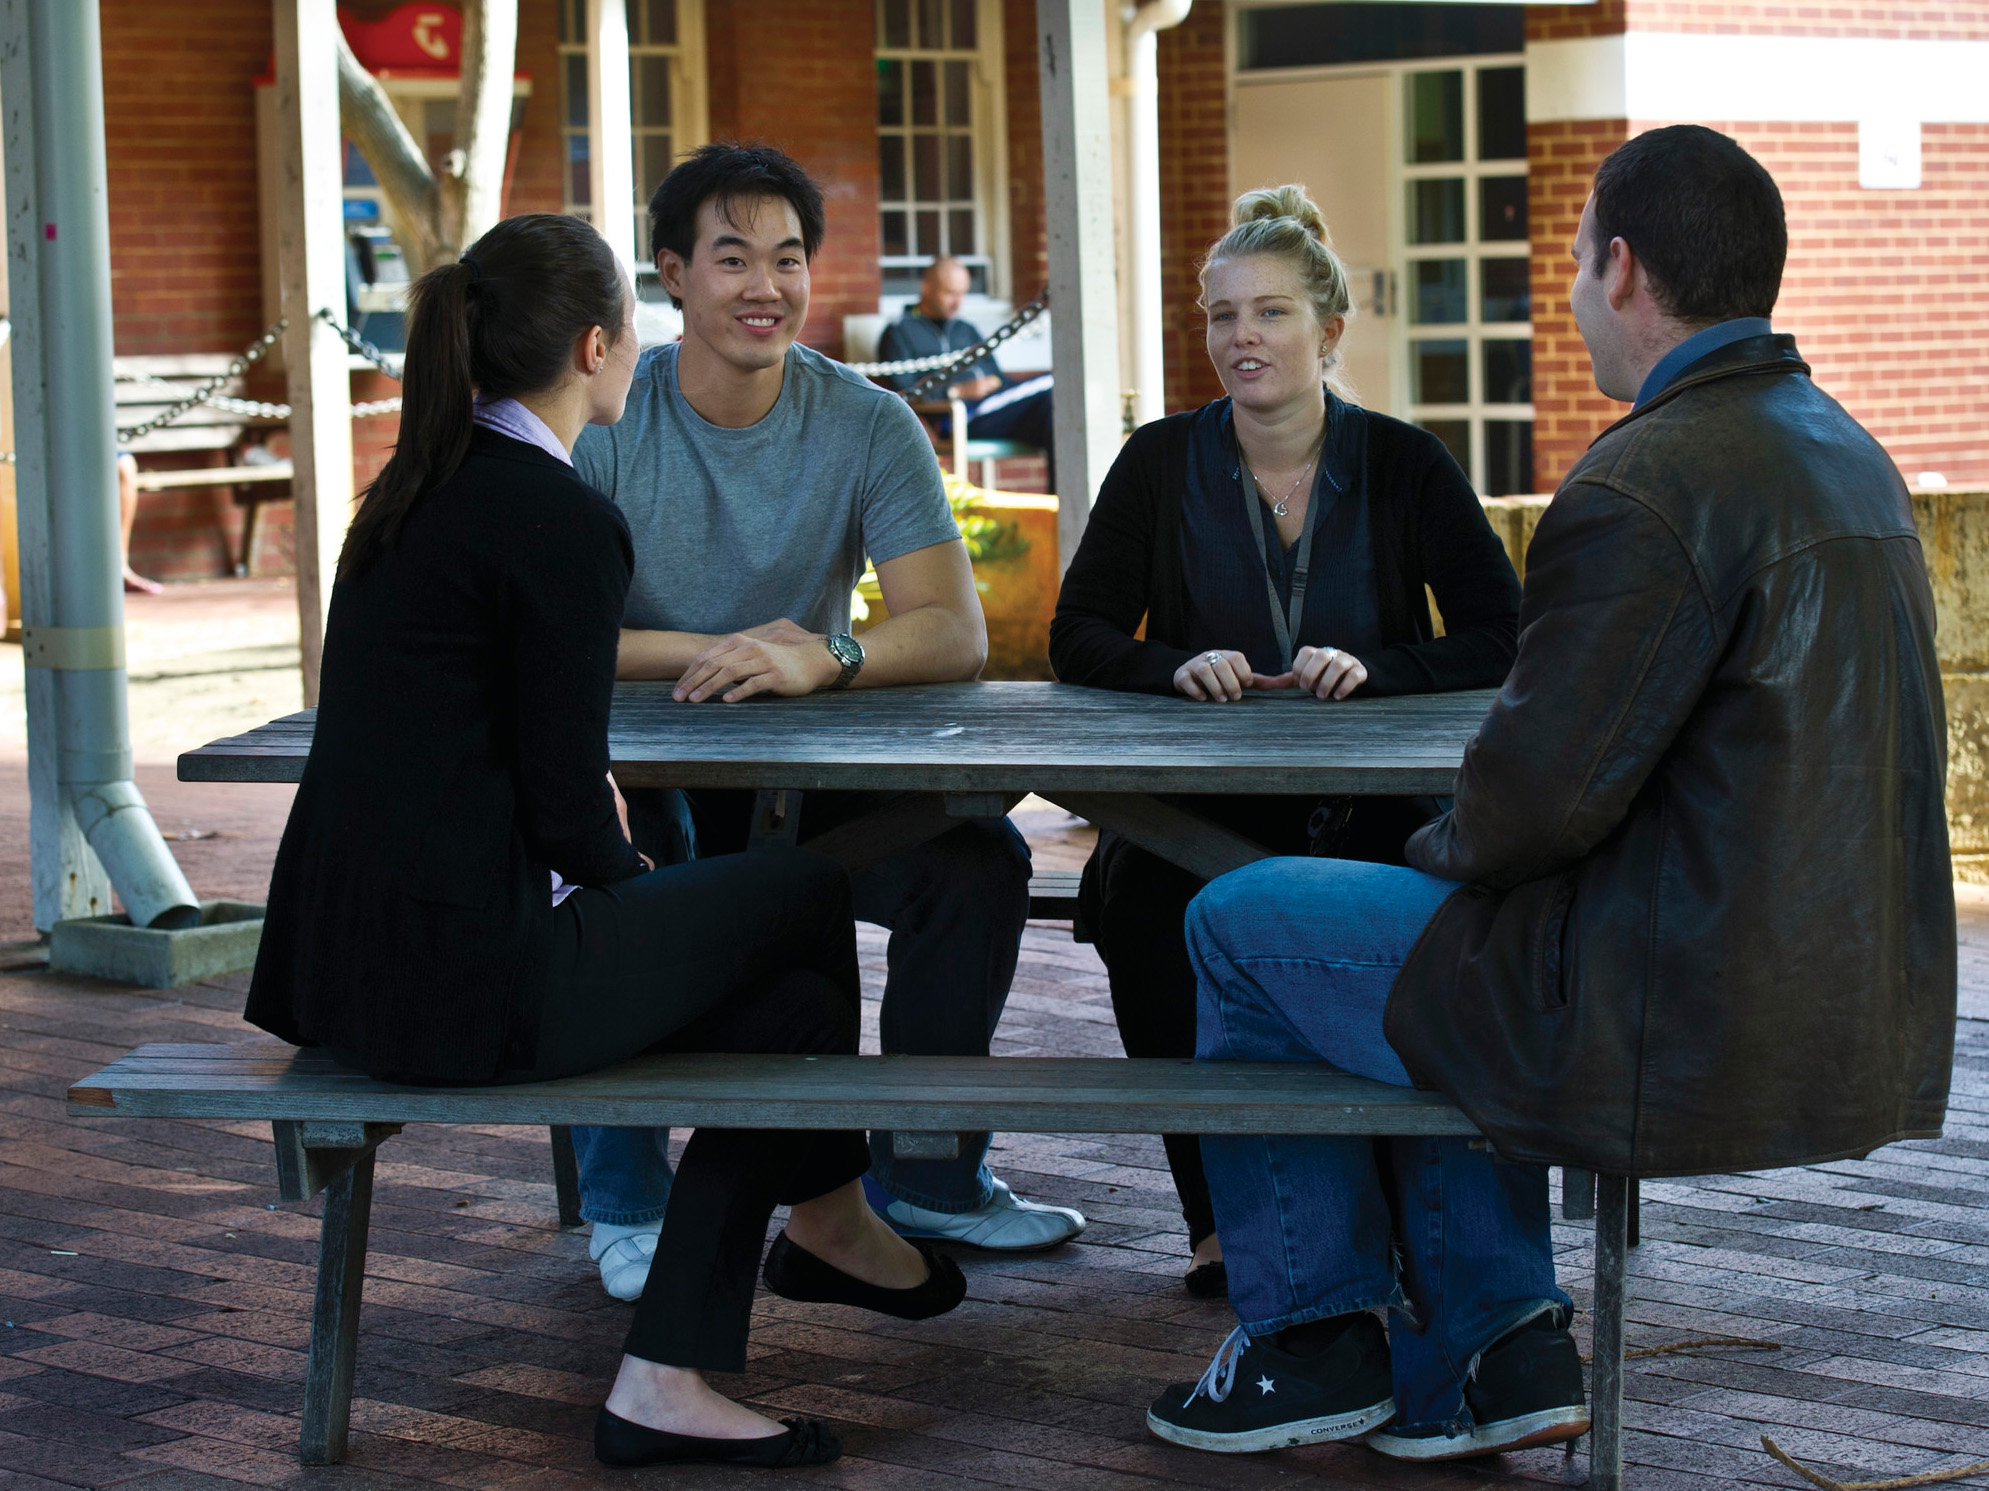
[1242,441,1322,517]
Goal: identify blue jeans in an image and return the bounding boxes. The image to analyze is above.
[572,790,1033,1222]
[1190,857,1568,1431]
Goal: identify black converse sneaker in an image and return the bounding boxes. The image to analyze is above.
[1366,1308,1590,1461]
[1147,1316,1396,1454]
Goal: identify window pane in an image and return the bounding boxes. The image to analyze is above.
[945,134,973,199]
[1411,259,1467,324]
[916,209,941,256]
[877,58,904,127]
[944,59,971,127]
[568,135,591,207]
[565,53,590,129]
[1409,179,1465,244]
[879,134,906,202]
[641,0,678,47]
[634,55,671,128]
[1484,420,1534,496]
[948,207,975,255]
[1480,176,1526,241]
[1412,339,1470,404]
[917,0,944,49]
[881,0,911,48]
[1477,66,1525,161]
[641,132,673,196]
[1421,419,1471,473]
[558,0,577,46]
[913,133,940,200]
[911,60,937,126]
[950,0,976,50]
[881,209,909,256]
[344,138,378,188]
[1480,258,1529,323]
[1407,71,1463,163]
[1482,340,1531,403]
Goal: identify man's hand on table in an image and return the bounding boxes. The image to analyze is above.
[674,621,841,703]
[1175,645,1369,702]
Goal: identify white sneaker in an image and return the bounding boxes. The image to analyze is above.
[589,1219,661,1301]
[866,1174,1086,1251]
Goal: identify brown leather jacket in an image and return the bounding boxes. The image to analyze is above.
[1385,334,1955,1177]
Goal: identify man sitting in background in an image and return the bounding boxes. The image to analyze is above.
[877,258,1055,490]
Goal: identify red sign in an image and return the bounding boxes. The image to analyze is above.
[338,3,462,72]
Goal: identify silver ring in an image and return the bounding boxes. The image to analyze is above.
[1205,651,1222,665]
[1322,647,1339,662]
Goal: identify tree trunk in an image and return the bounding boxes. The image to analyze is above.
[334,0,518,276]
[440,0,518,256]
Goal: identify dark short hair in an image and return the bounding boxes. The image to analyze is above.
[647,142,826,305]
[1591,125,1787,323]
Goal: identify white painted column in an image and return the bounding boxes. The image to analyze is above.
[587,0,636,268]
[1038,0,1125,571]
[0,0,110,930]
[273,0,355,706]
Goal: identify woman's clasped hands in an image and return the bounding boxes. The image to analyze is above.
[1172,644,1368,703]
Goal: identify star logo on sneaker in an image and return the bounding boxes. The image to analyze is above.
[1257,1376,1275,1395]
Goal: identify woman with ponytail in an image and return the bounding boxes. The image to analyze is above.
[1051,185,1523,1290]
[248,214,960,1471]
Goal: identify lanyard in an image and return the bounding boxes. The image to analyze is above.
[1239,456,1338,673]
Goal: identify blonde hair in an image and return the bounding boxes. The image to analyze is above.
[1201,184,1357,398]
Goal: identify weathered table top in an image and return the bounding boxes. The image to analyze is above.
[179,680,1495,795]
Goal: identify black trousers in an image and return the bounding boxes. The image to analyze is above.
[1082,794,1439,1251]
[525,849,870,1372]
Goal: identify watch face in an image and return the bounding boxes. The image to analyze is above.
[828,633,863,667]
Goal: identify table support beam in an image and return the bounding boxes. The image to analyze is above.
[1039,791,1272,882]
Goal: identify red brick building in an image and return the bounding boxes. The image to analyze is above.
[82,0,1989,580]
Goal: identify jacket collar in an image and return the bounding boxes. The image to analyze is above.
[1590,334,1810,450]
[468,423,574,472]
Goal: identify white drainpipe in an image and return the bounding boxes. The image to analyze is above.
[1123,0,1193,430]
[11,0,200,932]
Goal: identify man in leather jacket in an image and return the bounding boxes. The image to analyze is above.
[1145,126,1954,1464]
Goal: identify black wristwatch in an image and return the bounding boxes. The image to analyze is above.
[823,631,865,690]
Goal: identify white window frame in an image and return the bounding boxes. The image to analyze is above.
[1225,40,1533,494]
[874,0,1011,301]
[557,0,709,268]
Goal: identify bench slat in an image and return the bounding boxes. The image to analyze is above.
[69,1044,1479,1137]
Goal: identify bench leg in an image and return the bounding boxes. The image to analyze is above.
[1589,1173,1631,1491]
[550,1125,583,1229]
[1628,1177,1640,1249]
[300,1152,375,1465]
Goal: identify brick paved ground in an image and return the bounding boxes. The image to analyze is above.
[5,588,1989,1487]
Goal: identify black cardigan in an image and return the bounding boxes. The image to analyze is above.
[1049,399,1521,697]
[246,429,645,1083]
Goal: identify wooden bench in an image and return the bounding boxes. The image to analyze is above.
[115,355,288,574]
[68,1043,1637,1486]
[1027,868,1081,920]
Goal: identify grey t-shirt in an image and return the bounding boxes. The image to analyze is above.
[572,341,960,635]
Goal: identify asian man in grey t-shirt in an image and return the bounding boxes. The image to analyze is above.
[568,145,1086,1305]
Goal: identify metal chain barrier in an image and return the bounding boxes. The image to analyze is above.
[112,320,289,444]
[844,292,1050,400]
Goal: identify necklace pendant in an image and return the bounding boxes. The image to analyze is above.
[1273,498,1289,517]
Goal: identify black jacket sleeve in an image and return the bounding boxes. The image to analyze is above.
[1359,439,1523,697]
[507,490,647,887]
[875,321,921,393]
[1049,424,1199,694]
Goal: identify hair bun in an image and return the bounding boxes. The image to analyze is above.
[1232,184,1331,248]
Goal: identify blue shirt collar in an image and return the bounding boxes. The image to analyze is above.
[1634,317,1773,408]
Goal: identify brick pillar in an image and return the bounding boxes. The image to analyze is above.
[1528,119,1631,492]
[1156,5,1230,414]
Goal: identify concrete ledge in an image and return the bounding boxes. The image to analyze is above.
[50,900,263,988]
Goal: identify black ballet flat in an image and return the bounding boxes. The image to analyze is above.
[594,1406,841,1468]
[1184,1259,1228,1299]
[762,1229,966,1320]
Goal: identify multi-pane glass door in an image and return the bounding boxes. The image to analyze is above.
[1403,63,1533,495]
[558,0,691,265]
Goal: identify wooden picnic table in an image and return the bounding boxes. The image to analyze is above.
[180,680,1498,880]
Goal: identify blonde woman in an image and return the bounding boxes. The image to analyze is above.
[1050,184,1523,1289]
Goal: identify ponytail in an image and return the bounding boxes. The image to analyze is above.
[338,214,628,581]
